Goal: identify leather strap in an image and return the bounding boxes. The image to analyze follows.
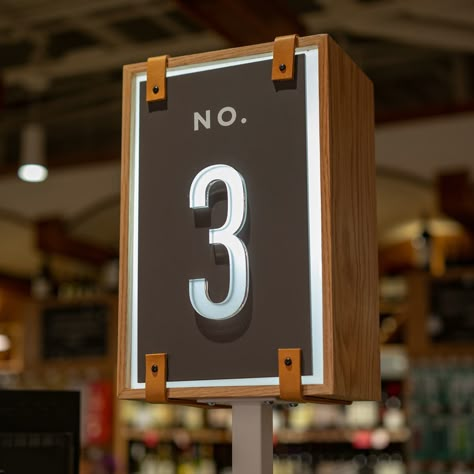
[145,353,167,403]
[279,348,303,400]
[146,55,168,102]
[278,348,351,405]
[145,353,229,408]
[272,34,298,81]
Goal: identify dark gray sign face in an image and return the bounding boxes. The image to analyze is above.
[128,49,324,390]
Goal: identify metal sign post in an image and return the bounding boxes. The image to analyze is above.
[232,401,273,474]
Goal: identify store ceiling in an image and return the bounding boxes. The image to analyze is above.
[1,0,473,172]
[0,0,473,278]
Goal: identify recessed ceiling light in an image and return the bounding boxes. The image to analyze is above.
[18,164,48,183]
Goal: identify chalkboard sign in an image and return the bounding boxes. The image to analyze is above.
[430,277,474,343]
[42,305,108,359]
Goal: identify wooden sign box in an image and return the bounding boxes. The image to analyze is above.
[118,34,380,403]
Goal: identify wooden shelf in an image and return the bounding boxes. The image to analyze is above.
[277,428,410,444]
[0,359,23,373]
[379,302,406,315]
[123,427,231,444]
[122,427,411,445]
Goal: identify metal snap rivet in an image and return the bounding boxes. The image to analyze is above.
[284,357,292,367]
[151,364,158,373]
[153,85,159,94]
[279,64,286,72]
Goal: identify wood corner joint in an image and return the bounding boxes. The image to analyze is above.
[278,348,351,405]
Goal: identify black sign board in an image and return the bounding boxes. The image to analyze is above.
[0,390,80,474]
[430,277,474,343]
[42,304,108,360]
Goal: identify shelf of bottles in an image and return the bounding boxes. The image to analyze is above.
[408,358,474,473]
[119,380,409,474]
[127,440,408,474]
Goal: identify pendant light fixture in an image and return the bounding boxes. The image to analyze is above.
[18,122,48,183]
[0,333,11,352]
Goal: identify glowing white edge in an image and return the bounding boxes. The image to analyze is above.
[130,68,140,390]
[305,49,324,387]
[130,47,322,389]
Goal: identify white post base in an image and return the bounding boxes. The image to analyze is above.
[231,402,273,474]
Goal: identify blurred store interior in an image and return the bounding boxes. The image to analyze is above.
[0,0,474,473]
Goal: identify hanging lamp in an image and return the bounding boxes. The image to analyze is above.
[17,122,48,182]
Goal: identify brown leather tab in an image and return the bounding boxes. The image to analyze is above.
[278,348,351,405]
[146,55,168,102]
[145,353,167,403]
[279,348,303,400]
[145,353,230,408]
[272,34,298,81]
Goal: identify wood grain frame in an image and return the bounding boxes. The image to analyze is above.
[30,296,118,372]
[118,34,379,402]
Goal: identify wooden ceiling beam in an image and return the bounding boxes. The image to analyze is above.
[0,147,119,179]
[4,32,226,86]
[379,233,474,276]
[437,170,474,231]
[36,218,117,265]
[176,0,306,46]
[0,273,31,296]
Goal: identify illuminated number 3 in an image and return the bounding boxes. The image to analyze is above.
[189,164,249,320]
